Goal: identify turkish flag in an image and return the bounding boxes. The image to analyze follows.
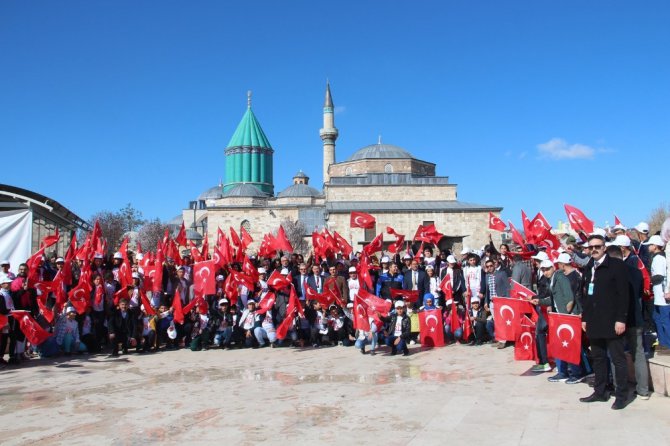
[356,255,374,290]
[183,293,205,314]
[614,215,622,226]
[176,222,187,246]
[547,312,582,364]
[312,231,328,259]
[357,288,391,316]
[514,316,538,362]
[440,273,453,300]
[638,257,652,300]
[240,226,253,250]
[492,297,524,341]
[193,260,217,295]
[256,292,276,315]
[537,232,561,250]
[275,226,294,253]
[276,286,303,339]
[0,313,7,330]
[172,289,185,324]
[230,269,256,291]
[386,226,405,254]
[11,311,51,346]
[333,231,352,258]
[390,288,420,303]
[508,221,526,248]
[266,269,292,290]
[229,227,242,248]
[414,224,443,244]
[350,211,376,229]
[223,273,239,306]
[449,300,461,333]
[68,282,91,314]
[41,228,60,249]
[488,212,506,232]
[152,249,164,293]
[419,309,445,347]
[564,204,594,235]
[362,232,383,256]
[352,294,371,331]
[36,295,54,324]
[242,256,259,283]
[510,280,536,300]
[139,290,156,315]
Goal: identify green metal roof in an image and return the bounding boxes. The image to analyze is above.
[226,107,272,149]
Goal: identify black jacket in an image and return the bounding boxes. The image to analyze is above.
[581,255,630,339]
[108,309,137,338]
[381,313,411,341]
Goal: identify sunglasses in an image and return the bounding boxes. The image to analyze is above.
[588,244,604,250]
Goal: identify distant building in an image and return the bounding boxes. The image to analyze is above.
[0,184,90,266]
[177,84,502,255]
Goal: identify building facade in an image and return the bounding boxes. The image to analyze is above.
[178,84,502,255]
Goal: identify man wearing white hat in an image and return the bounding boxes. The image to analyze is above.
[633,222,651,268]
[346,267,360,302]
[0,260,15,282]
[644,235,669,353]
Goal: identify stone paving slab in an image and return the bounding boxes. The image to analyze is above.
[1,344,668,446]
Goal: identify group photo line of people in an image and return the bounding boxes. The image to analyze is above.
[1,206,669,411]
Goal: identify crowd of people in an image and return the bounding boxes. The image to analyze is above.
[1,217,668,411]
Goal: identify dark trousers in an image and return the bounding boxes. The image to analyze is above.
[591,336,628,400]
[111,334,129,355]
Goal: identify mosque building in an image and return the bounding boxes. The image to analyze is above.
[176,83,502,255]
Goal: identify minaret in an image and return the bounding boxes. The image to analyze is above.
[319,81,338,184]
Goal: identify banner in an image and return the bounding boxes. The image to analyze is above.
[0,209,33,272]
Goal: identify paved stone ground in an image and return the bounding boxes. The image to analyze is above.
[1,343,668,446]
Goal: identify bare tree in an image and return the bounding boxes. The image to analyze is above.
[89,211,127,254]
[279,218,309,254]
[647,202,670,235]
[137,219,169,252]
[119,203,145,232]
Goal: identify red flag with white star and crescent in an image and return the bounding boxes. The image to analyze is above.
[418,309,445,347]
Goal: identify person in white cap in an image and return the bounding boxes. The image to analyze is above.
[400,253,413,275]
[555,253,581,315]
[462,253,482,303]
[438,255,465,307]
[346,267,360,302]
[0,260,15,281]
[633,222,651,268]
[54,306,85,355]
[643,235,669,353]
[379,300,411,356]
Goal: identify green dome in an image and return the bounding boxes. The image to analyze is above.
[226,108,272,149]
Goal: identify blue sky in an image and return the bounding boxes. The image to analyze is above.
[2,1,668,230]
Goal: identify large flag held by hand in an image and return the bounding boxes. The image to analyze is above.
[418,309,445,347]
[564,204,594,235]
[547,312,582,364]
[488,213,506,232]
[350,211,376,229]
[514,316,537,362]
[11,311,51,346]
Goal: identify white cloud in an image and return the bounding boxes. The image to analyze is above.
[334,105,346,114]
[537,138,596,160]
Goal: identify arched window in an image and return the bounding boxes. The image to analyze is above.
[384,163,393,173]
[345,167,353,176]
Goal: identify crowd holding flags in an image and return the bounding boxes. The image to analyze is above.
[0,204,667,411]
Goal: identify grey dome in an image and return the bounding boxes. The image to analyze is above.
[347,143,415,161]
[278,183,322,198]
[222,183,268,198]
[167,214,183,225]
[293,170,308,179]
[198,185,223,200]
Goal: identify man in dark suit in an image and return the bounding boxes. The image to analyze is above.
[306,264,328,294]
[403,260,429,308]
[579,234,632,410]
[292,263,311,303]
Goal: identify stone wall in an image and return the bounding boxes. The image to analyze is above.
[326,184,457,201]
[328,158,435,177]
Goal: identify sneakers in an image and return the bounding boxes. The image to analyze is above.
[565,376,586,384]
[360,347,366,355]
[497,341,506,349]
[531,363,552,373]
[409,340,416,345]
[547,373,568,383]
[635,391,651,400]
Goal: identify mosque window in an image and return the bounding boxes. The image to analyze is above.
[345,167,353,176]
[384,163,393,173]
[241,220,251,233]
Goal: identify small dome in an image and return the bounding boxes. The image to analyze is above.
[277,183,322,198]
[198,185,223,201]
[222,183,268,198]
[348,143,415,161]
[293,170,308,179]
